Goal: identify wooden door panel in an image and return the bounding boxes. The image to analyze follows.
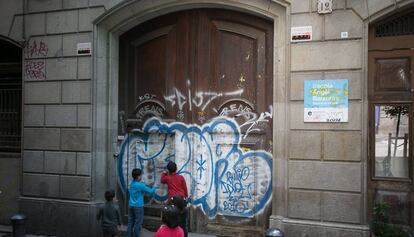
[368,50,414,101]
[368,17,414,228]
[119,9,273,235]
[375,57,411,92]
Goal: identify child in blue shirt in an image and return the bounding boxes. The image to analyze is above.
[127,168,156,237]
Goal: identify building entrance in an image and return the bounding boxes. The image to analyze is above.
[368,8,414,230]
[118,9,274,236]
[0,38,22,224]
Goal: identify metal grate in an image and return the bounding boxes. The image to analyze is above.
[0,63,22,153]
[375,11,414,37]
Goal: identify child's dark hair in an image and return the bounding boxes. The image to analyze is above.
[166,161,177,173]
[162,204,180,228]
[105,189,115,201]
[132,168,142,179]
[170,195,186,211]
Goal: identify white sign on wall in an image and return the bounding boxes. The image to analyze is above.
[77,42,92,55]
[304,79,349,123]
[291,26,312,42]
[317,0,333,14]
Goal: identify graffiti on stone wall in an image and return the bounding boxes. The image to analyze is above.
[25,40,48,58]
[25,60,46,80]
[117,117,272,218]
[24,39,48,80]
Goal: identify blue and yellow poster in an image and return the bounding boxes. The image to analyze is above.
[304,79,348,122]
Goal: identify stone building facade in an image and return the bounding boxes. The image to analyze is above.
[0,0,413,236]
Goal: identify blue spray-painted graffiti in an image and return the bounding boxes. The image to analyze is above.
[117,117,272,218]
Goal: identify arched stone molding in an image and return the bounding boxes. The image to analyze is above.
[0,35,23,48]
[92,1,290,227]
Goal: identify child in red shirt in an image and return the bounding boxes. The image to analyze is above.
[161,161,188,199]
[154,205,184,237]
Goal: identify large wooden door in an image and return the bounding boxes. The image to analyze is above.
[118,9,273,236]
[368,9,414,229]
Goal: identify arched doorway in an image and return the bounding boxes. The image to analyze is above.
[0,37,22,224]
[117,8,273,236]
[368,7,414,230]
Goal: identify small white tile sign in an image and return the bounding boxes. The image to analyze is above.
[341,32,349,38]
[291,26,312,42]
[317,0,333,14]
[77,42,92,55]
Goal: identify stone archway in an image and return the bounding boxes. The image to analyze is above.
[0,36,22,224]
[92,0,289,233]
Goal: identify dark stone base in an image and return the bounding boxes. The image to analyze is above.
[19,197,99,237]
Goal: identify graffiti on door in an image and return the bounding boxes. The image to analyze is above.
[117,117,272,218]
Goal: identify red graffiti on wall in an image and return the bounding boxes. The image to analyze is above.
[25,60,46,80]
[25,40,48,58]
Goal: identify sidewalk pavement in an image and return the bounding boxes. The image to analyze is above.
[0,226,216,237]
[140,228,216,237]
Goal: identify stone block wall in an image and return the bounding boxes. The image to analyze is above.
[0,0,121,235]
[1,0,413,236]
[288,0,366,233]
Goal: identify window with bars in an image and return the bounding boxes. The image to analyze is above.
[0,63,22,154]
[375,11,414,37]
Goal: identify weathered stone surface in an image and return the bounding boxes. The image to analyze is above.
[24,128,60,150]
[289,161,362,192]
[19,199,59,235]
[56,202,91,236]
[61,129,91,151]
[20,198,94,236]
[367,0,395,16]
[347,0,368,19]
[76,152,91,175]
[290,102,362,130]
[89,0,124,10]
[44,151,76,174]
[9,15,24,42]
[63,0,89,9]
[27,0,61,12]
[324,132,361,161]
[78,7,105,31]
[62,81,91,103]
[291,0,310,13]
[60,176,91,200]
[45,105,77,127]
[62,33,92,57]
[291,40,362,71]
[78,57,91,79]
[289,131,321,159]
[0,158,20,223]
[322,192,361,224]
[46,10,78,34]
[0,0,22,38]
[24,82,61,104]
[284,222,365,237]
[23,150,44,172]
[325,10,363,40]
[291,13,323,41]
[46,58,77,80]
[77,105,92,127]
[22,173,59,197]
[288,190,321,220]
[24,105,44,126]
[25,13,46,37]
